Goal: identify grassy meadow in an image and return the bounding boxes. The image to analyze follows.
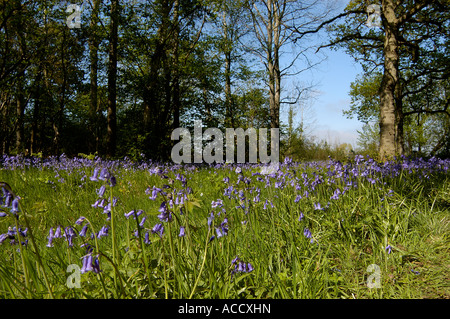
[0,154,449,299]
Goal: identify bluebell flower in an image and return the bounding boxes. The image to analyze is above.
[331,188,341,200]
[314,202,324,211]
[54,225,62,238]
[46,227,54,247]
[109,175,116,187]
[64,226,76,247]
[92,256,101,273]
[211,199,223,208]
[99,168,110,181]
[0,233,8,244]
[410,269,420,275]
[124,210,135,219]
[144,231,151,244]
[151,223,164,238]
[215,227,223,238]
[11,198,19,214]
[385,245,392,254]
[90,168,99,181]
[157,202,171,222]
[298,212,304,222]
[97,185,106,197]
[79,224,89,237]
[139,216,147,227]
[81,254,93,274]
[75,216,86,225]
[220,218,229,236]
[0,212,7,217]
[303,227,312,239]
[97,225,109,238]
[179,226,185,237]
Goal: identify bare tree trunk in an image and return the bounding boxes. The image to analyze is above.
[172,0,180,130]
[16,67,25,154]
[379,0,400,159]
[107,0,118,157]
[224,50,233,127]
[89,0,100,153]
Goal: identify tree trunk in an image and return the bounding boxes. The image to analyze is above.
[273,1,281,129]
[379,0,401,159]
[107,0,118,157]
[89,0,100,153]
[172,0,180,130]
[16,67,25,154]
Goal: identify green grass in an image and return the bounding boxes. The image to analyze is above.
[0,156,448,299]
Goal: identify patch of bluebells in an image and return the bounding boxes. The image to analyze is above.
[231,256,253,278]
[1,154,449,282]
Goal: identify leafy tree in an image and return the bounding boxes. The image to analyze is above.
[323,0,449,159]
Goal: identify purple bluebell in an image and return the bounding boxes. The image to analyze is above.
[207,211,214,228]
[179,226,185,237]
[331,188,341,200]
[81,254,93,274]
[11,198,19,214]
[220,218,229,236]
[46,227,54,247]
[313,202,323,211]
[75,216,86,225]
[0,233,8,244]
[298,212,304,222]
[99,168,110,181]
[139,216,147,227]
[54,225,62,238]
[124,210,135,219]
[90,168,99,181]
[385,245,392,254]
[211,199,223,208]
[79,224,89,237]
[64,226,76,247]
[92,256,101,273]
[151,223,164,238]
[215,227,223,238]
[97,225,109,238]
[97,185,106,197]
[109,175,116,187]
[144,231,151,244]
[157,202,171,222]
[303,228,312,239]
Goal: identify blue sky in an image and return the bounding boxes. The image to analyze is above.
[312,48,365,148]
[279,46,365,149]
[278,0,369,150]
